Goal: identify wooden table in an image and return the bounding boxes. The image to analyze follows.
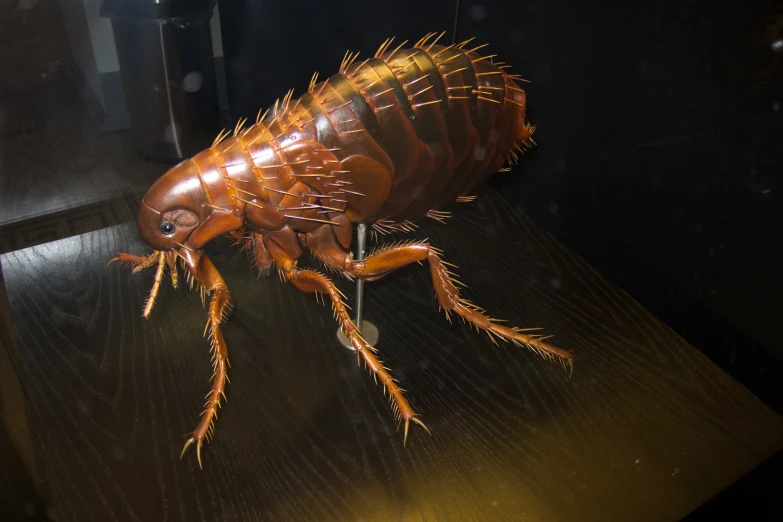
[2,185,781,521]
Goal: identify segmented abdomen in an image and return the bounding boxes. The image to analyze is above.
[361,36,532,221]
[212,33,533,228]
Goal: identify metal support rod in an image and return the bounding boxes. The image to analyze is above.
[337,222,379,349]
[354,222,367,329]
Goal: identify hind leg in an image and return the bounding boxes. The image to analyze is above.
[313,240,572,371]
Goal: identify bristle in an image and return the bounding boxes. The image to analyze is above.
[340,51,361,74]
[464,43,490,54]
[457,37,476,49]
[411,99,442,109]
[409,84,435,99]
[442,67,468,78]
[403,74,430,88]
[386,39,410,60]
[375,37,397,58]
[374,37,391,58]
[233,117,248,136]
[346,51,361,71]
[283,88,294,109]
[256,107,268,125]
[327,101,352,114]
[308,72,319,92]
[415,32,436,48]
[471,54,497,63]
[430,43,455,60]
[211,128,230,147]
[350,58,369,78]
[339,50,350,72]
[436,53,461,66]
[426,31,447,51]
[395,60,417,73]
[368,87,394,99]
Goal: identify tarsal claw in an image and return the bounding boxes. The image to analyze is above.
[403,417,432,446]
[180,437,204,469]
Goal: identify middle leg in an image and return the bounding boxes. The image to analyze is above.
[263,232,430,444]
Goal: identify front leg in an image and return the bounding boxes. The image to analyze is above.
[106,250,180,316]
[177,248,231,468]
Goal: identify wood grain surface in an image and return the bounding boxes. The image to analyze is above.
[2,185,781,522]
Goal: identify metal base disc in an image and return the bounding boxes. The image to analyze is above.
[337,321,379,351]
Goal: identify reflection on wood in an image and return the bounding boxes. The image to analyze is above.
[0,193,140,255]
[2,185,781,521]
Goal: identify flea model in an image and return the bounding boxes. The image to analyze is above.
[108,33,573,468]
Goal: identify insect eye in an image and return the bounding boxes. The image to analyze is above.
[160,222,175,235]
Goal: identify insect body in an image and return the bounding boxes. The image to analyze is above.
[109,32,572,468]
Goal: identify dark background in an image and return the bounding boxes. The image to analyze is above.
[216,0,783,518]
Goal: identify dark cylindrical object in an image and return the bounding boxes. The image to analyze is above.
[102,0,220,162]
